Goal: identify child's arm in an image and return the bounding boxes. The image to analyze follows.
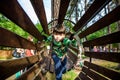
[71,39,77,47]
[69,34,78,47]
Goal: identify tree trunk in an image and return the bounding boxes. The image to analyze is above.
[51,0,60,26]
[75,0,78,23]
[84,0,87,12]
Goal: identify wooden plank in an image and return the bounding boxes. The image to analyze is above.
[79,72,91,80]
[73,0,111,31]
[68,48,78,64]
[84,61,120,80]
[83,31,120,47]
[0,27,36,49]
[0,0,43,41]
[0,55,40,79]
[85,52,120,63]
[58,0,70,24]
[82,67,108,80]
[79,5,120,38]
[16,61,41,80]
[69,46,79,54]
[30,0,49,35]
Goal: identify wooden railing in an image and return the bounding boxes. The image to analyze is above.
[0,55,41,79]
[0,0,120,79]
[75,0,120,80]
[0,0,75,79]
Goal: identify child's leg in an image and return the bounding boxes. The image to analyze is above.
[61,56,67,74]
[52,53,62,80]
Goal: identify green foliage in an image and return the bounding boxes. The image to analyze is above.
[0,14,9,22]
[87,28,105,40]
[110,22,118,33]
[36,23,43,33]
[36,22,48,37]
[93,59,120,72]
[0,14,47,44]
[87,22,118,40]
[0,14,50,47]
[86,22,119,49]
[0,14,29,39]
[46,70,78,80]
[0,14,32,49]
[64,20,75,33]
[112,43,118,48]
[62,70,78,80]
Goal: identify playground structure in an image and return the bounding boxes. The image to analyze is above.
[0,0,120,80]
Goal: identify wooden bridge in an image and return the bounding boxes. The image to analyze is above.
[0,0,120,80]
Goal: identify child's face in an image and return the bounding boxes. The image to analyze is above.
[53,33,65,42]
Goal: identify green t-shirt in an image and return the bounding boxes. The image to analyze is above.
[46,35,77,58]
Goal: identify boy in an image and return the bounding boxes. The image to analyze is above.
[46,24,77,80]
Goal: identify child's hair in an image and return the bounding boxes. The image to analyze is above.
[53,24,66,34]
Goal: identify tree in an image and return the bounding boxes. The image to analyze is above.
[51,0,60,26]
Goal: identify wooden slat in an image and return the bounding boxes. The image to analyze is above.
[17,61,42,80]
[85,52,120,63]
[68,48,78,64]
[0,0,43,41]
[0,55,40,79]
[84,61,120,80]
[30,0,49,35]
[58,0,70,24]
[69,46,79,54]
[79,5,120,38]
[82,67,108,80]
[79,72,91,80]
[73,0,111,31]
[83,31,120,47]
[0,27,36,49]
